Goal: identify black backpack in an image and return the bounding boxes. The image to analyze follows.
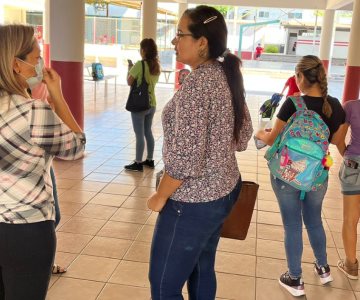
[126,61,150,112]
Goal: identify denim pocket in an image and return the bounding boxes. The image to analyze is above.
[339,162,360,185]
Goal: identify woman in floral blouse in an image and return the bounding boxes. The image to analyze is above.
[147,5,253,300]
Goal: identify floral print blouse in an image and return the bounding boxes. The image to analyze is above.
[162,62,253,202]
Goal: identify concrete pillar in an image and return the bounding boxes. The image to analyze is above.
[142,0,157,40]
[175,2,188,90]
[319,9,335,73]
[343,0,360,102]
[50,0,84,128]
[43,0,50,67]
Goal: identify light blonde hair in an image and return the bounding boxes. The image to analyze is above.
[296,55,332,118]
[0,24,36,99]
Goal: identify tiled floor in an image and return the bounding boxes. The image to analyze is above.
[46,81,359,300]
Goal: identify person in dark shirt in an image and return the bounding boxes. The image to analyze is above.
[255,55,346,297]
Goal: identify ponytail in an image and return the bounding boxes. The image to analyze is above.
[220,53,246,143]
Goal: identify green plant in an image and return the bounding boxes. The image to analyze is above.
[264,45,279,53]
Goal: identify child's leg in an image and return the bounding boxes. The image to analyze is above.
[342,194,360,263]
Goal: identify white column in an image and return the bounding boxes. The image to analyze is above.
[174,2,188,90]
[49,0,85,128]
[142,0,157,40]
[319,9,335,73]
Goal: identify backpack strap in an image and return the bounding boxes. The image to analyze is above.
[289,96,307,111]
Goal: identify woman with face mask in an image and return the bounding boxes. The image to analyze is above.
[0,24,86,299]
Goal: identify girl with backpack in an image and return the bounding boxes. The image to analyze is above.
[125,38,160,172]
[337,99,360,280]
[255,55,346,297]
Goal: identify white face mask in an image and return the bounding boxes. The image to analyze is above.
[17,57,44,90]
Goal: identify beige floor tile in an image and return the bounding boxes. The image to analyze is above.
[136,225,155,243]
[56,178,81,189]
[48,276,59,289]
[256,257,287,280]
[55,214,72,229]
[257,211,283,226]
[71,180,107,192]
[53,251,78,271]
[216,273,255,300]
[131,187,154,198]
[257,239,285,259]
[56,232,93,254]
[145,212,159,226]
[58,216,106,235]
[215,252,255,276]
[111,174,142,185]
[82,236,132,259]
[97,283,151,300]
[304,283,356,300]
[257,200,280,213]
[85,172,117,182]
[257,223,284,242]
[63,254,119,282]
[121,196,149,210]
[102,183,136,195]
[218,237,256,256]
[124,240,151,263]
[94,165,122,175]
[322,206,343,220]
[46,277,104,300]
[110,208,151,224]
[97,221,142,240]
[59,190,97,204]
[76,204,117,220]
[109,260,150,287]
[302,262,352,290]
[58,202,85,216]
[256,278,301,300]
[89,193,128,207]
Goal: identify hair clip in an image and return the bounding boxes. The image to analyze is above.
[203,16,217,24]
[216,48,230,62]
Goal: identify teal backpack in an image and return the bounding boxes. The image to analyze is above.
[265,97,330,199]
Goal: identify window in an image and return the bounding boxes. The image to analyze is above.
[288,12,303,19]
[258,11,269,18]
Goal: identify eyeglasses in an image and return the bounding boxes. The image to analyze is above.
[174,32,193,41]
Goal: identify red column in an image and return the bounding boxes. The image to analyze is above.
[49,0,84,128]
[43,0,50,67]
[343,0,360,102]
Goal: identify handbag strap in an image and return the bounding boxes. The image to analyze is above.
[141,60,147,84]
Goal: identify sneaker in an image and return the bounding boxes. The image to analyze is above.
[278,271,305,297]
[141,159,155,169]
[124,162,143,172]
[337,259,358,280]
[314,262,333,284]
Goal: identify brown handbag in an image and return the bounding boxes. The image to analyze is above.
[221,181,259,240]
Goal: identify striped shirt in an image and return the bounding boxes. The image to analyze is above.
[0,94,86,224]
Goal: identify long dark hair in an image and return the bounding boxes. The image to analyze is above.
[140,38,160,76]
[184,5,246,142]
[296,55,332,118]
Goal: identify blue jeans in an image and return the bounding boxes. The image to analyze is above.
[131,106,156,162]
[149,180,241,300]
[50,167,60,228]
[270,175,328,278]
